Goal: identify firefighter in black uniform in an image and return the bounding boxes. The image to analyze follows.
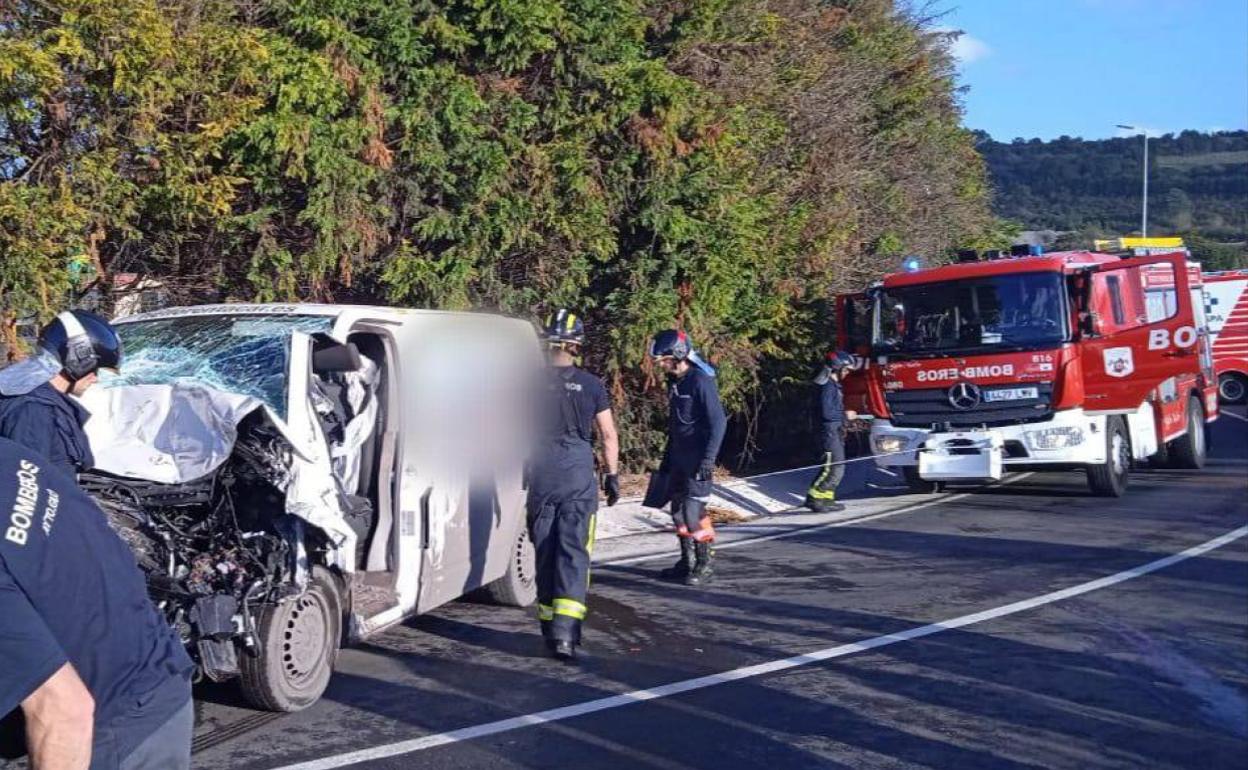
[528,309,620,660]
[0,310,122,480]
[647,329,727,586]
[804,350,858,512]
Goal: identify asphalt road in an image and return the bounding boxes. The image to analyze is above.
[193,412,1248,770]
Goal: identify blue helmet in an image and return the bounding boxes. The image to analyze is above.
[39,310,123,381]
[825,350,856,371]
[648,329,691,360]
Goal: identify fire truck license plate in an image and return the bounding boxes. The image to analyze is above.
[984,387,1038,403]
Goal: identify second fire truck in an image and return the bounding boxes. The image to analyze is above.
[1202,269,1248,404]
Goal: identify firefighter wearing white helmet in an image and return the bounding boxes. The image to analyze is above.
[0,310,122,479]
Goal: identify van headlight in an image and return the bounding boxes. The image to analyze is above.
[874,435,907,454]
[1025,426,1085,450]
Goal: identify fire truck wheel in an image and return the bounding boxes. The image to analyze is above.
[1087,418,1130,497]
[902,466,939,493]
[1169,397,1208,470]
[1219,373,1247,405]
[1147,441,1170,469]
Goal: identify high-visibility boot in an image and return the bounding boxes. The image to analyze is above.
[685,541,714,586]
[659,536,695,581]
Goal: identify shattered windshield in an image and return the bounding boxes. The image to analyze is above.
[105,314,332,418]
[874,272,1069,355]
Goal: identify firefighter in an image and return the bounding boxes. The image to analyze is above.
[0,311,122,480]
[804,350,858,512]
[648,330,726,586]
[0,436,195,769]
[528,309,620,660]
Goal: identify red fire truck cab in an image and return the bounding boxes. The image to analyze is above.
[1202,269,1248,404]
[838,248,1219,496]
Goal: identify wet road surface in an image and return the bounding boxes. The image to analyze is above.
[193,413,1248,769]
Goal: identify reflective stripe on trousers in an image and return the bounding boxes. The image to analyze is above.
[670,472,715,543]
[807,431,846,500]
[527,493,596,643]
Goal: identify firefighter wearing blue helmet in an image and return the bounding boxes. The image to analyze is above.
[804,350,858,512]
[527,309,620,660]
[646,329,726,585]
[0,310,122,480]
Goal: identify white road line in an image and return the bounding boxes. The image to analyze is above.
[273,522,1248,770]
[600,473,1035,567]
[1221,410,1248,424]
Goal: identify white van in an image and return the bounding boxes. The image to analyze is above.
[78,304,541,711]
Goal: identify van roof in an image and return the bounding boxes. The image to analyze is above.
[114,302,503,325]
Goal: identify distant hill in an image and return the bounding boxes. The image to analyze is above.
[978,130,1248,249]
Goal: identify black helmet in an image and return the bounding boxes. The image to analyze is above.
[825,350,856,371]
[541,308,585,346]
[649,329,691,360]
[38,310,123,381]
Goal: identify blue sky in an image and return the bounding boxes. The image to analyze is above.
[939,0,1248,140]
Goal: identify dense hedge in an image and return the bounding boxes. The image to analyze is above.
[1,0,999,468]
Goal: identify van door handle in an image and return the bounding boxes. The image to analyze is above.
[420,488,432,550]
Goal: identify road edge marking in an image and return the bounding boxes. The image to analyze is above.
[1220,410,1248,424]
[272,522,1248,770]
[598,473,1036,567]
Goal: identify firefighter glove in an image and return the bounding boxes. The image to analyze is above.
[603,473,620,507]
[696,460,715,483]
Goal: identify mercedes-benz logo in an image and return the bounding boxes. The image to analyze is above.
[947,382,981,410]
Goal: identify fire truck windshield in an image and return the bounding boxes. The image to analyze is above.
[874,271,1069,356]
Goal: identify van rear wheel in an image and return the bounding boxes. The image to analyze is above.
[483,525,536,607]
[1087,418,1130,497]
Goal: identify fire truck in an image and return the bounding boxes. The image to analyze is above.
[1202,269,1248,404]
[837,245,1218,497]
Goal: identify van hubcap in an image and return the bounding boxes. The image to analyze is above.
[515,529,535,590]
[283,592,330,688]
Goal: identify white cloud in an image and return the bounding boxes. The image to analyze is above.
[934,27,991,65]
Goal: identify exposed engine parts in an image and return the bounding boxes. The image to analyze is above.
[80,419,300,683]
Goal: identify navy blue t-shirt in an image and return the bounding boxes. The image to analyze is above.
[0,437,192,728]
[820,378,845,426]
[529,366,610,500]
[0,383,95,479]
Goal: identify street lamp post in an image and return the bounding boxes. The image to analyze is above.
[1117,124,1149,236]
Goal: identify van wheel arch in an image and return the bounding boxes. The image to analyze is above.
[482,520,537,607]
[239,565,343,712]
